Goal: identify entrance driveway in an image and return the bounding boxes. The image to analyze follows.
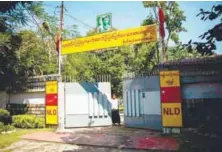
[2,126,180,152]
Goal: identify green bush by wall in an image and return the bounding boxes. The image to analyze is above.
[0,108,12,125]
[12,115,45,128]
[0,122,15,133]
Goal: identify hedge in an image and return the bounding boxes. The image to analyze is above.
[0,122,15,133]
[12,115,45,129]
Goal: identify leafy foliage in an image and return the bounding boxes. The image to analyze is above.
[167,46,201,61]
[0,123,15,133]
[0,109,10,116]
[143,1,186,61]
[0,108,12,125]
[12,115,45,128]
[0,2,32,32]
[17,30,57,76]
[141,14,156,26]
[184,4,222,55]
[0,2,60,90]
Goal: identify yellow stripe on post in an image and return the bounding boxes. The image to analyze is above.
[161,103,183,127]
[160,71,180,87]
[46,81,58,94]
[46,106,58,125]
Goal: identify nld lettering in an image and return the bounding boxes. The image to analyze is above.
[163,107,180,115]
[47,109,57,115]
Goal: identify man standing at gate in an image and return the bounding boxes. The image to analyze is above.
[111,94,120,126]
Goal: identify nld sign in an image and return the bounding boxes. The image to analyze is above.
[45,80,58,125]
[163,107,180,115]
[162,103,182,127]
[45,106,58,124]
[160,70,183,127]
[47,107,57,115]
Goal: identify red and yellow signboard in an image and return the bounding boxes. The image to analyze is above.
[160,71,183,127]
[45,81,58,125]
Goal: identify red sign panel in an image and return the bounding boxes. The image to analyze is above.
[45,94,58,106]
[160,87,181,103]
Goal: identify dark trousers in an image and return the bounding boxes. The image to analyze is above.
[111,109,120,124]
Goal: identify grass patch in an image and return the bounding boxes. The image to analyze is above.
[0,128,55,149]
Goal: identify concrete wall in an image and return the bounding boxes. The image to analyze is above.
[9,92,45,104]
[5,91,45,116]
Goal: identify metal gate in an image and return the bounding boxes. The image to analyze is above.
[123,75,162,130]
[58,80,113,128]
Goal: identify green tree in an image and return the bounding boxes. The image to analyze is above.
[0,2,39,90]
[0,2,60,90]
[17,30,57,76]
[184,4,222,55]
[143,1,186,61]
[141,14,156,26]
[167,46,201,61]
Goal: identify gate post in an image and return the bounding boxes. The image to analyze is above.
[58,82,65,131]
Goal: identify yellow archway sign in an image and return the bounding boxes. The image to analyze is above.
[62,24,157,55]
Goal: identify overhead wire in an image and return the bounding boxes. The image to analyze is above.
[64,13,95,30]
[64,7,95,30]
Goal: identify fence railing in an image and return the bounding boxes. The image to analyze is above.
[9,74,111,93]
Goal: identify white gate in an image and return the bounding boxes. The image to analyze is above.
[58,82,112,128]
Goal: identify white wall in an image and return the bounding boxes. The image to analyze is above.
[9,92,45,104]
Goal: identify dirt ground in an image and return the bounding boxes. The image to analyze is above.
[1,126,162,152]
[61,126,161,137]
[1,140,150,152]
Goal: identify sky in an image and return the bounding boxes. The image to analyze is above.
[44,1,222,54]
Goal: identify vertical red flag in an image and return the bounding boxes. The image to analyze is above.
[56,31,61,53]
[158,7,165,39]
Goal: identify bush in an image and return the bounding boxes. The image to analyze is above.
[0,122,15,133]
[0,108,10,116]
[0,108,12,125]
[0,122,4,133]
[12,115,45,129]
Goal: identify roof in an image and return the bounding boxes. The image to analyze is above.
[157,55,222,68]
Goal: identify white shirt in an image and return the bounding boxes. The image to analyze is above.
[112,98,118,109]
